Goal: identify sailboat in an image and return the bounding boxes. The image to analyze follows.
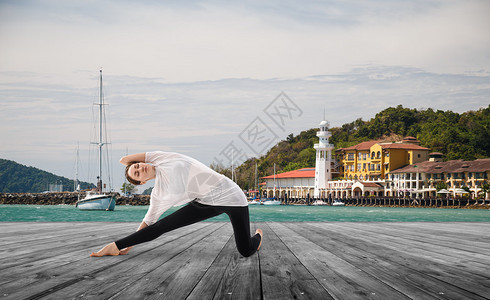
[262,163,281,205]
[248,161,260,205]
[76,69,116,211]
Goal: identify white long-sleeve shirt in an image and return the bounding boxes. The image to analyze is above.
[142,151,248,225]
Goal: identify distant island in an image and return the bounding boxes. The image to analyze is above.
[0,159,94,193]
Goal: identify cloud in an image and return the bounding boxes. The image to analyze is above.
[1,0,489,83]
[0,0,489,190]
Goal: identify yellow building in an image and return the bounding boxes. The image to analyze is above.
[336,137,430,181]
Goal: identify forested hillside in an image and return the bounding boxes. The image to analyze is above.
[2,105,488,193]
[0,159,94,193]
[230,105,490,190]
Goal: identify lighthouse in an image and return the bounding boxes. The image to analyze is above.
[314,119,334,198]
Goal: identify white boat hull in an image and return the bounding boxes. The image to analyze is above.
[262,200,282,205]
[76,194,116,211]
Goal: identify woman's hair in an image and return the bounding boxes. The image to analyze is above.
[125,162,142,185]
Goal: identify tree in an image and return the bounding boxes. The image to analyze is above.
[120,182,136,195]
[479,183,489,200]
[435,181,447,191]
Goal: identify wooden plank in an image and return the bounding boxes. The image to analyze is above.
[259,222,334,300]
[0,223,131,270]
[0,222,128,255]
[0,222,116,246]
[210,222,261,300]
[323,222,490,299]
[331,222,490,277]
[1,223,218,300]
[0,223,138,279]
[185,229,242,299]
[301,222,487,300]
[2,221,490,300]
[0,223,209,298]
[341,222,490,253]
[388,222,490,237]
[269,222,410,300]
[106,223,232,300]
[378,222,490,240]
[186,223,263,300]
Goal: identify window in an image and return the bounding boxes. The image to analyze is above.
[347,153,354,160]
[363,163,367,170]
[417,154,421,158]
[357,163,361,171]
[377,151,381,159]
[358,153,362,160]
[362,153,367,160]
[371,151,375,159]
[376,164,381,171]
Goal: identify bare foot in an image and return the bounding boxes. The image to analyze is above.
[119,246,133,255]
[255,229,263,251]
[90,242,120,257]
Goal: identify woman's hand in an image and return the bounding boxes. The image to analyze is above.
[119,153,146,166]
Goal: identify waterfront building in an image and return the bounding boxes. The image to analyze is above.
[260,118,489,201]
[386,157,490,199]
[262,168,315,199]
[336,136,430,181]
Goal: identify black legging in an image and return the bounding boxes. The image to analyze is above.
[115,201,261,257]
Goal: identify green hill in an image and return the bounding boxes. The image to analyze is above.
[230,105,490,190]
[0,159,95,193]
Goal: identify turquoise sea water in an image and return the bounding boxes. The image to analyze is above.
[1,204,489,222]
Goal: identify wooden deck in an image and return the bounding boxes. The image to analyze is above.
[1,222,489,300]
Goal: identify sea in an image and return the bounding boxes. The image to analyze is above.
[1,204,489,222]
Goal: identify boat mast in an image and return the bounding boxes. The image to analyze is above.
[91,69,106,193]
[273,163,276,197]
[75,142,80,192]
[255,161,258,197]
[231,149,234,182]
[99,69,103,190]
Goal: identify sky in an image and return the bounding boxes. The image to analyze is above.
[1,0,489,192]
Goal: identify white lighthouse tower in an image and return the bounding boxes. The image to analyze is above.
[314,119,334,198]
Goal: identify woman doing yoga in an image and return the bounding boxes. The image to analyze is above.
[90,151,263,258]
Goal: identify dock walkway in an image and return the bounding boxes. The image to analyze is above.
[1,222,489,299]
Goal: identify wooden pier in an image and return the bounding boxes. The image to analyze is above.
[1,222,489,299]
